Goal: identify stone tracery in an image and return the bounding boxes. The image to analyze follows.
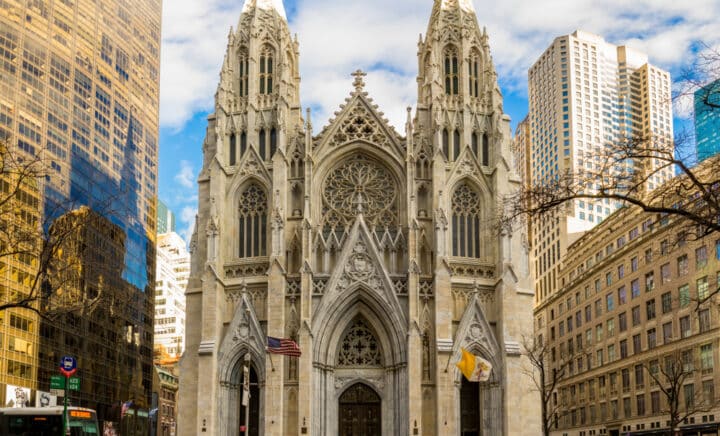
[337,318,383,367]
[322,154,398,228]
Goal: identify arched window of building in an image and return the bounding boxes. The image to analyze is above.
[469,49,481,98]
[259,129,266,160]
[444,46,459,95]
[452,183,482,258]
[337,318,382,367]
[442,128,449,159]
[238,48,249,97]
[229,133,237,165]
[270,128,277,159]
[471,132,479,157]
[482,134,490,166]
[240,131,247,156]
[259,46,274,95]
[238,184,267,258]
[453,129,461,161]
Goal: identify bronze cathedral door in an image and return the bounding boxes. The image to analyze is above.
[339,383,381,436]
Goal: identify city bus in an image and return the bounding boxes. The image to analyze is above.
[0,406,99,435]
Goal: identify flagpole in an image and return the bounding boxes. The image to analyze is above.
[267,351,275,372]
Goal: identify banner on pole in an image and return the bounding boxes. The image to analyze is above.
[242,365,250,407]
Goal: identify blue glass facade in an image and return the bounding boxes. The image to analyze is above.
[694,79,720,162]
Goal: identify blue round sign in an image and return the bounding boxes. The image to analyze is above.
[60,356,77,372]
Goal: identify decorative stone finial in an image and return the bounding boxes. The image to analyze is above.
[352,69,367,92]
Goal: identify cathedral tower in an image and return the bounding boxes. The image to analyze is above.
[178,0,540,434]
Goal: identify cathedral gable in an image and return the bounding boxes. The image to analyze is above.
[447,145,493,192]
[217,292,266,382]
[314,73,404,158]
[226,144,272,194]
[451,294,501,378]
[312,214,406,328]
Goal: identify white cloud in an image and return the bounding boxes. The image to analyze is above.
[179,206,198,243]
[175,160,195,189]
[160,0,720,130]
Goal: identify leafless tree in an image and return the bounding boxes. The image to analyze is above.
[523,336,591,436]
[0,140,124,318]
[643,349,720,436]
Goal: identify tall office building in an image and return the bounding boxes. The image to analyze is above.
[154,232,189,359]
[694,78,720,162]
[157,199,176,234]
[0,0,161,427]
[528,31,673,305]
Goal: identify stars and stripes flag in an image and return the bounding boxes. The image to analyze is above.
[266,336,301,357]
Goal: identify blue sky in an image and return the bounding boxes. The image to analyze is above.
[159,0,720,241]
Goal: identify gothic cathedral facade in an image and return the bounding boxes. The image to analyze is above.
[178,0,540,434]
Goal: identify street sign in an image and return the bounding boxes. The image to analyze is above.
[50,389,64,397]
[67,376,80,391]
[50,375,65,390]
[60,356,77,377]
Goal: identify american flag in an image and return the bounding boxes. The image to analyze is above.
[267,336,301,357]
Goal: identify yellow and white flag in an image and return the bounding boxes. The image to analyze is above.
[456,348,492,382]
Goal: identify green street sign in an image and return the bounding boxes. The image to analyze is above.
[50,375,80,391]
[68,376,80,391]
[50,375,65,389]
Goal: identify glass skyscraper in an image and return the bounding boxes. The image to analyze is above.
[0,0,161,428]
[694,78,720,162]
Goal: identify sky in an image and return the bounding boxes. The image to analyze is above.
[158,0,720,242]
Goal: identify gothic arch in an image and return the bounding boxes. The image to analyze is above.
[228,180,271,259]
[313,285,406,366]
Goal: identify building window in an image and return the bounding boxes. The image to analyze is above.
[660,263,671,283]
[684,384,695,410]
[647,328,657,349]
[240,131,247,156]
[646,299,656,320]
[469,49,480,98]
[238,184,268,258]
[259,46,274,94]
[442,128,449,158]
[677,255,688,276]
[645,271,655,291]
[632,305,641,326]
[697,276,709,301]
[606,293,614,312]
[618,312,627,332]
[661,292,672,314]
[700,344,713,372]
[482,134,489,166]
[632,334,642,354]
[679,284,690,308]
[239,48,249,97]
[620,339,627,358]
[451,183,482,258]
[636,394,645,416]
[696,246,708,268]
[662,321,673,343]
[444,46,459,95]
[453,129,460,161]
[699,309,711,333]
[651,391,660,414]
[618,286,627,305]
[680,315,691,338]
[631,279,640,299]
[229,133,237,165]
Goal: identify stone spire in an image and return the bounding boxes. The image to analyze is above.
[242,0,287,20]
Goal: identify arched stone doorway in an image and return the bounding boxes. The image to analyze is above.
[339,383,381,436]
[460,377,480,436]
